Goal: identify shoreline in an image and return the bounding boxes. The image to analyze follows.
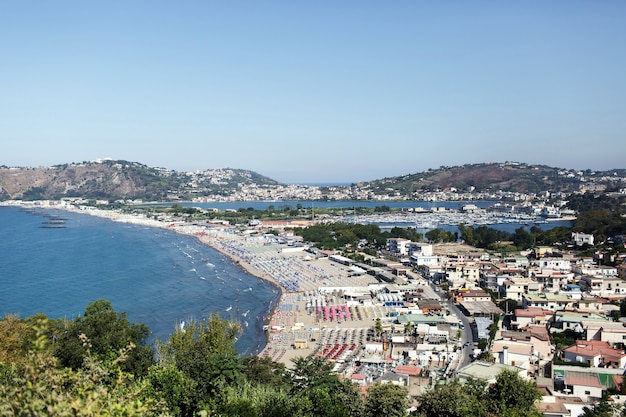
[23,204,383,365]
[26,204,287,357]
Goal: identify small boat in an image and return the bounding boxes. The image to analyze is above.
[225,305,232,312]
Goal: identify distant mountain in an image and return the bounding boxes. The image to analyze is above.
[0,160,279,201]
[1,160,624,202]
[354,162,626,196]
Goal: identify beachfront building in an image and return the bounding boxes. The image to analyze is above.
[492,340,534,370]
[584,321,626,346]
[574,297,606,315]
[386,239,434,260]
[533,256,573,272]
[560,284,583,300]
[491,328,553,376]
[553,365,624,402]
[481,273,515,293]
[501,255,530,271]
[453,288,491,304]
[410,253,444,269]
[456,361,527,385]
[386,238,411,257]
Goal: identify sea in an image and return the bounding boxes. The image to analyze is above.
[0,206,281,355]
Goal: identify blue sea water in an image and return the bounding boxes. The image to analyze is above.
[0,206,280,355]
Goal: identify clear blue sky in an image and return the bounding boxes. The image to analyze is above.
[1,2,625,184]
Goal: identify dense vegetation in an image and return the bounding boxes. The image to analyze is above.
[0,300,552,416]
[0,300,411,416]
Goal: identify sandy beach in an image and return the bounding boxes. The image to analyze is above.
[192,230,384,366]
[43,205,383,367]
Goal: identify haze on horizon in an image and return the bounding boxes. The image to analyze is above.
[1,2,625,184]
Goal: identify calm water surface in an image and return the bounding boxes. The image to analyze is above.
[0,206,279,355]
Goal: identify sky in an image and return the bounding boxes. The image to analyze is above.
[1,2,625,184]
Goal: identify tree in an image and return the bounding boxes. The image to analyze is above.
[242,356,290,389]
[487,369,542,416]
[416,378,487,417]
[0,314,31,364]
[54,299,154,377]
[156,313,243,402]
[375,318,383,340]
[290,356,341,393]
[146,364,197,417]
[365,383,408,417]
[512,227,533,249]
[0,319,166,416]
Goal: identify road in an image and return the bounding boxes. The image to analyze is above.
[425,279,474,370]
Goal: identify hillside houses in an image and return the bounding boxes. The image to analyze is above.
[369,235,626,412]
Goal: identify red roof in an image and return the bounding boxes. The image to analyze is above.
[393,365,421,376]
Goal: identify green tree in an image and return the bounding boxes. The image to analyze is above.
[211,380,308,417]
[487,369,542,416]
[242,356,290,389]
[54,299,154,377]
[290,356,341,393]
[156,313,243,403]
[365,383,408,417]
[0,319,166,416]
[416,378,488,417]
[375,318,383,340]
[512,227,533,249]
[146,364,197,417]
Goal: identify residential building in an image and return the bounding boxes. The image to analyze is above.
[562,340,626,368]
[523,293,576,312]
[572,232,594,246]
[579,276,626,299]
[501,276,542,303]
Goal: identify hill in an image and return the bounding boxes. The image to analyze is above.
[0,160,279,201]
[356,162,625,196]
[1,160,624,201]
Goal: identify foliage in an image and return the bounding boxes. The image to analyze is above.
[511,227,533,249]
[365,383,409,417]
[146,364,197,417]
[54,299,155,377]
[296,223,389,250]
[487,369,543,416]
[425,228,457,243]
[579,397,621,417]
[458,224,509,248]
[0,314,34,365]
[0,319,168,416]
[416,370,542,417]
[156,313,243,404]
[242,356,290,389]
[416,378,487,417]
[290,356,341,393]
[550,329,581,351]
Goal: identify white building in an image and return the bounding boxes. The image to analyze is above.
[572,232,594,246]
